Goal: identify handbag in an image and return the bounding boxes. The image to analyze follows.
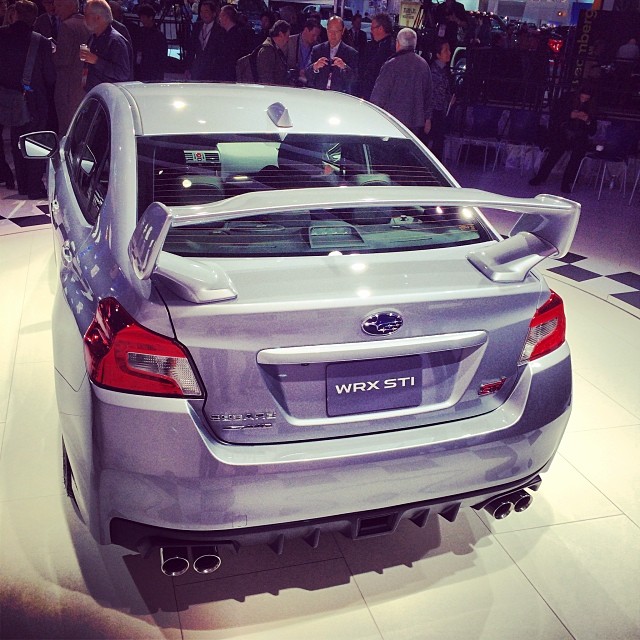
[0,32,40,127]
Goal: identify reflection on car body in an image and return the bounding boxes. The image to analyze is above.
[21,82,579,577]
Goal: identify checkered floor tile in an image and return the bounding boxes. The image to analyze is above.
[541,253,640,317]
[0,192,50,235]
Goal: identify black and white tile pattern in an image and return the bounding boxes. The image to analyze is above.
[0,193,50,234]
[541,252,640,317]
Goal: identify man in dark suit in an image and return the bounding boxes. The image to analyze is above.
[185,0,222,81]
[0,0,55,198]
[343,13,367,58]
[34,0,59,39]
[306,15,357,95]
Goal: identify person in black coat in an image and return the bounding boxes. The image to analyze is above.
[134,3,166,81]
[359,12,394,100]
[433,0,467,54]
[82,0,131,91]
[212,4,248,82]
[343,13,367,58]
[105,1,134,80]
[529,86,597,193]
[427,38,454,160]
[306,15,358,95]
[0,0,55,198]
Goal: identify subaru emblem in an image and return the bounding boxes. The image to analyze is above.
[362,311,403,336]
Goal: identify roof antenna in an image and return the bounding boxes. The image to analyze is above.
[267,102,292,128]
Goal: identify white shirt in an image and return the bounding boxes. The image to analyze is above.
[200,22,214,50]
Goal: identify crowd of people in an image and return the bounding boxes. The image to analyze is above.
[6,0,608,200]
[0,0,170,196]
[0,0,462,197]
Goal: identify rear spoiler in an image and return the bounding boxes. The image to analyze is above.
[128,187,580,303]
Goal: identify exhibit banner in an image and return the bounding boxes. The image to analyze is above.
[399,1,420,26]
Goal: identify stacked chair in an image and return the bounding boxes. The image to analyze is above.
[455,104,508,171]
[572,120,640,200]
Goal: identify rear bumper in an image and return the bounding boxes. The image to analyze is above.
[61,344,572,547]
[110,470,546,553]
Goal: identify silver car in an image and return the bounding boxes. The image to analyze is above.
[22,83,579,577]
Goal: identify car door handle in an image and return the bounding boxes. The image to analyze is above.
[61,240,73,265]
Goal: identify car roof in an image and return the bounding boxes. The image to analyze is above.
[113,82,405,138]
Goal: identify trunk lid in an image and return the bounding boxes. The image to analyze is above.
[159,246,544,444]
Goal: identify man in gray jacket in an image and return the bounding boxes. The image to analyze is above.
[370,28,432,143]
[256,19,290,86]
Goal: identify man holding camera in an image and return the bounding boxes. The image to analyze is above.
[306,15,358,95]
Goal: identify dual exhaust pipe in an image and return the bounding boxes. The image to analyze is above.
[483,489,533,520]
[160,545,222,577]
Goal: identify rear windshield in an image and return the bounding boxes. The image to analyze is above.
[137,133,493,257]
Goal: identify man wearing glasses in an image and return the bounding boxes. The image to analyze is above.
[360,12,394,101]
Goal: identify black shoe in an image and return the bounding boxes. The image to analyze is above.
[529,176,544,186]
[28,189,47,200]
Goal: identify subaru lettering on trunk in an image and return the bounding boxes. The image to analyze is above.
[333,377,418,393]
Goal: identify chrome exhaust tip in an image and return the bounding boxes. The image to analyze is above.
[512,489,533,512]
[192,546,222,574]
[160,546,190,577]
[484,496,514,520]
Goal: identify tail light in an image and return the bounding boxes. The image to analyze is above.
[84,297,203,397]
[518,291,566,365]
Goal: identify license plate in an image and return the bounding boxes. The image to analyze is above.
[326,356,422,417]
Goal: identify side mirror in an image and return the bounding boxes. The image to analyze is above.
[19,131,59,159]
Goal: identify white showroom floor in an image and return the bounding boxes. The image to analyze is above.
[0,161,639,639]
